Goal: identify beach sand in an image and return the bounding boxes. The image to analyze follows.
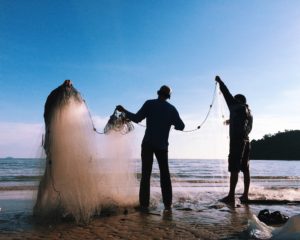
[1,190,299,240]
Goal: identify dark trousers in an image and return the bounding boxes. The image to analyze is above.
[140,144,172,208]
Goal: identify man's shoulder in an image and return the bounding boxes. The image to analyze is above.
[163,101,179,114]
[145,99,177,110]
[145,99,156,103]
[145,98,166,105]
[163,100,176,108]
[143,99,156,106]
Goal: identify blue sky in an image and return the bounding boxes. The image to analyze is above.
[1,0,300,158]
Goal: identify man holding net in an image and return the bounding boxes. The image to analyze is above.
[117,85,185,212]
[215,76,253,204]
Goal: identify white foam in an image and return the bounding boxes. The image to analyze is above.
[248,185,300,201]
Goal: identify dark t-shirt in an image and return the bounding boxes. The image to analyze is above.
[218,81,253,140]
[125,99,185,149]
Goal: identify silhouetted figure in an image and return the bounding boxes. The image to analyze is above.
[117,85,185,211]
[215,76,253,203]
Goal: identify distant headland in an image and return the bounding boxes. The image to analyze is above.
[250,130,300,160]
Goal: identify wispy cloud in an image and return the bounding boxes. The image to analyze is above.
[0,122,44,158]
[251,85,300,139]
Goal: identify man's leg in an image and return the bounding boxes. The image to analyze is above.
[228,171,239,199]
[220,138,242,203]
[155,149,172,210]
[140,145,154,209]
[220,171,239,203]
[242,168,250,201]
[240,140,250,201]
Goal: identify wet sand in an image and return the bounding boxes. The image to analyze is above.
[1,191,299,240]
[0,204,247,240]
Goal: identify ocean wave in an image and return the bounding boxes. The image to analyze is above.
[173,179,227,184]
[0,174,299,184]
[0,185,37,191]
[251,176,300,180]
[0,175,41,182]
[173,175,300,180]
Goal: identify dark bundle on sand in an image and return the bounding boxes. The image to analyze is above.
[258,209,289,225]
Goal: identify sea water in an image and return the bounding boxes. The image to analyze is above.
[1,158,300,199]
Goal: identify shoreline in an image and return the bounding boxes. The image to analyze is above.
[1,190,300,239]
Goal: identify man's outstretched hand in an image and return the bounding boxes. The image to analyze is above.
[215,75,221,83]
[116,105,125,112]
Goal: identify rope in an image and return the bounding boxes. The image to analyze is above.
[182,82,218,132]
[83,100,105,134]
[42,137,62,206]
[82,82,218,134]
[49,159,62,204]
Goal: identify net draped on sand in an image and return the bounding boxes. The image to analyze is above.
[34,90,138,223]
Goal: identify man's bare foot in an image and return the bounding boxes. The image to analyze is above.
[239,195,249,203]
[219,196,235,204]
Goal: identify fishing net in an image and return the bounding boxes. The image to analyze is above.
[104,109,134,134]
[34,83,138,223]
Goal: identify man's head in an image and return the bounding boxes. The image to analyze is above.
[234,94,246,104]
[157,85,172,99]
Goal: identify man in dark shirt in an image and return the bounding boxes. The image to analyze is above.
[117,85,185,211]
[215,76,253,203]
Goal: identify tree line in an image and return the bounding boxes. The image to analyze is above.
[250,130,300,160]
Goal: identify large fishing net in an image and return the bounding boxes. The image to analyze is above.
[104,109,134,134]
[34,82,138,223]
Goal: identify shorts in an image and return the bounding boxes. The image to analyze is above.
[228,138,250,173]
